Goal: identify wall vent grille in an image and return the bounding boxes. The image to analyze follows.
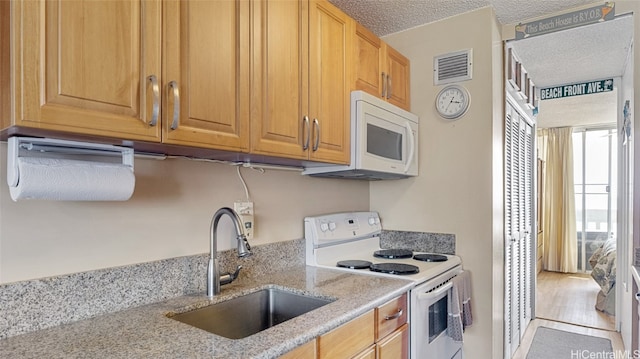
[434,49,473,85]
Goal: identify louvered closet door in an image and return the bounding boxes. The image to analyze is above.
[504,102,534,358]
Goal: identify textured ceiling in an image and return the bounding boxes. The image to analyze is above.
[511,16,632,129]
[329,1,634,130]
[509,15,633,88]
[329,0,598,36]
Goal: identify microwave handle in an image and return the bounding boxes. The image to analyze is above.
[404,122,415,173]
[417,281,452,301]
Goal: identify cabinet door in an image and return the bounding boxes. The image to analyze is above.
[353,23,384,99]
[308,0,351,164]
[279,339,316,359]
[163,0,249,151]
[251,0,308,159]
[15,0,161,141]
[353,345,376,359]
[377,324,409,359]
[317,310,375,359]
[385,44,410,111]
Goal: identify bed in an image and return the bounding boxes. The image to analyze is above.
[589,237,616,315]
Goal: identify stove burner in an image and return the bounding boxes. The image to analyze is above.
[370,263,419,275]
[413,254,448,262]
[337,260,373,269]
[373,249,413,259]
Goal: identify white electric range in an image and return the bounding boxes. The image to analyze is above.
[304,211,464,359]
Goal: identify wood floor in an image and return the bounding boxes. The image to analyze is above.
[536,271,615,330]
[511,271,622,359]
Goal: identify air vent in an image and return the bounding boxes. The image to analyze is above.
[434,49,473,85]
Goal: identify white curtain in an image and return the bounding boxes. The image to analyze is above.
[537,127,578,273]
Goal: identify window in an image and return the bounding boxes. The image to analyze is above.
[573,128,617,271]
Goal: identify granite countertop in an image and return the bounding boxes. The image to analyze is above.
[0,265,413,359]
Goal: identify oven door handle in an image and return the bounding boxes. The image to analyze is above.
[417,281,452,301]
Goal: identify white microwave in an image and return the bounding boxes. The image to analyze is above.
[303,90,419,180]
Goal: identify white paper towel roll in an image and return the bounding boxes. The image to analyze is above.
[10,157,135,201]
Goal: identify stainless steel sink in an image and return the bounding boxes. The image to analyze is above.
[169,288,333,339]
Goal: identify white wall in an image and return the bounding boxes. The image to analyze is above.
[376,7,504,358]
[0,143,369,284]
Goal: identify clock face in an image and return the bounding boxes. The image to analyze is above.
[436,85,470,120]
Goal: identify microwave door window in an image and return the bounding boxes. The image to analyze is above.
[367,123,402,160]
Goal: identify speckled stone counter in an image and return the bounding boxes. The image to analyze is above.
[1,239,307,340]
[0,264,413,358]
[381,229,455,254]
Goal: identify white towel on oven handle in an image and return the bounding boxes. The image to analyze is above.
[447,270,473,342]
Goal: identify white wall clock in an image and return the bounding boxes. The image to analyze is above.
[435,84,470,120]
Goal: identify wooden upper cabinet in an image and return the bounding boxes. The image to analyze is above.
[4,0,352,163]
[251,0,350,164]
[353,23,410,111]
[250,0,308,159]
[10,0,162,141]
[163,0,249,151]
[353,23,384,99]
[308,0,352,164]
[385,45,410,111]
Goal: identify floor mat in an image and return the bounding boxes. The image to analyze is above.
[526,326,613,359]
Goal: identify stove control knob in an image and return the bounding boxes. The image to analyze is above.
[320,223,329,232]
[368,217,376,225]
[328,222,337,231]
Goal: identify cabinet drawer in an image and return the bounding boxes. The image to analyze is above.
[376,293,408,340]
[318,310,375,359]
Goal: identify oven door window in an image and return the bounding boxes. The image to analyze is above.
[429,295,448,343]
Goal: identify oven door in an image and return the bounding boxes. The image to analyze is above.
[411,281,463,359]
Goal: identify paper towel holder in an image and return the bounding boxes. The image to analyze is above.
[7,136,134,187]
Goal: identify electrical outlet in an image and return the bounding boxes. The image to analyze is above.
[234,201,254,240]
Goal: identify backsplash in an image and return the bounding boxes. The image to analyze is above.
[1,231,454,340]
[380,230,455,254]
[0,239,304,340]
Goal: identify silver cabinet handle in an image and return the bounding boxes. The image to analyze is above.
[381,72,386,98]
[147,75,159,126]
[387,73,392,99]
[384,308,404,320]
[168,81,180,130]
[312,118,320,152]
[302,116,310,150]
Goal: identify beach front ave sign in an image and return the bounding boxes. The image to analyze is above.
[515,2,615,40]
[540,79,614,100]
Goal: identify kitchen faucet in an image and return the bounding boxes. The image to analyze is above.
[207,207,252,298]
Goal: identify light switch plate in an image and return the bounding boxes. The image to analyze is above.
[234,201,254,240]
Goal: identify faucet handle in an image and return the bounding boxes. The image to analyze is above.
[219,265,243,286]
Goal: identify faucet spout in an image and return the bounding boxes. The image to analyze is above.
[207,207,252,298]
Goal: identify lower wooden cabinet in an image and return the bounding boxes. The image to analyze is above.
[280,293,409,359]
[280,339,317,359]
[353,345,376,359]
[318,310,375,358]
[377,324,409,359]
